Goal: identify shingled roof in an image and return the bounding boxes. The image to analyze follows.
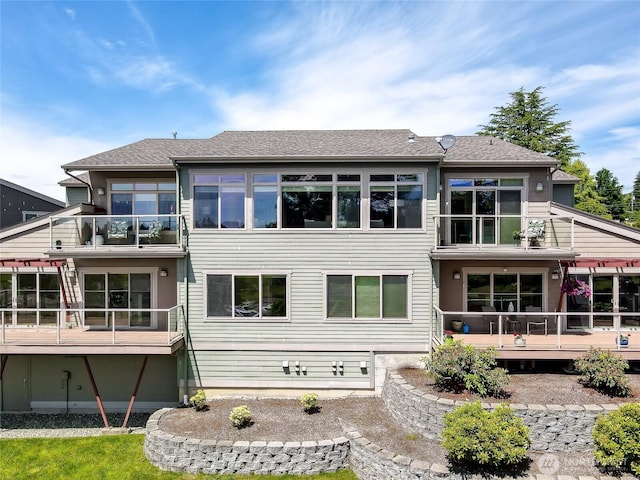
[62,129,556,170]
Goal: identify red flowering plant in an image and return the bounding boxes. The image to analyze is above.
[561,277,591,298]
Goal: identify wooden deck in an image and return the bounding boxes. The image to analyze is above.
[0,327,184,355]
[449,331,640,360]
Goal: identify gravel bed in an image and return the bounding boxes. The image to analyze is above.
[0,413,150,438]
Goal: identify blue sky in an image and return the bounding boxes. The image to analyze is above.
[1,0,638,201]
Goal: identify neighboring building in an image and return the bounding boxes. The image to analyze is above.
[0,130,638,417]
[58,172,91,207]
[0,178,65,229]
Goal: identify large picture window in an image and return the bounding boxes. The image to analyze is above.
[326,273,408,320]
[466,272,543,312]
[0,272,60,326]
[206,273,288,319]
[448,178,523,245]
[193,174,246,229]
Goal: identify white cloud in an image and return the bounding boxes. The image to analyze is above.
[0,117,114,201]
[65,8,75,21]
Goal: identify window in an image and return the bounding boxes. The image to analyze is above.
[466,272,543,312]
[193,175,246,229]
[370,174,422,228]
[448,178,523,244]
[83,272,152,327]
[326,274,408,320]
[0,272,60,326]
[109,182,176,230]
[206,273,288,319]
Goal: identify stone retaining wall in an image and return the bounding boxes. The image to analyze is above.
[143,409,350,475]
[382,371,622,452]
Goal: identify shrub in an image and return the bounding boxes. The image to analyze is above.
[189,389,207,411]
[229,405,252,428]
[442,401,530,470]
[574,347,631,397]
[300,392,319,413]
[421,340,509,397]
[593,402,640,476]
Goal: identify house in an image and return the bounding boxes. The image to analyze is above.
[0,178,65,229]
[0,129,638,418]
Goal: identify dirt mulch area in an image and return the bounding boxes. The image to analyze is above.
[158,370,640,478]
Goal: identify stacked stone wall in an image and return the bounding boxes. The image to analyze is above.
[382,371,622,452]
[143,409,349,475]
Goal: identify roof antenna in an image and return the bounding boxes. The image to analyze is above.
[172,131,177,139]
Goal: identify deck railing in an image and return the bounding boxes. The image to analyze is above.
[433,306,640,351]
[49,214,184,250]
[0,305,185,345]
[431,215,575,250]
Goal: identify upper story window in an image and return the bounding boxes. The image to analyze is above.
[110,182,176,218]
[252,172,422,230]
[193,175,246,229]
[369,174,422,228]
[448,177,523,245]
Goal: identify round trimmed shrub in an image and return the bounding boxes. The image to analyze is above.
[229,405,252,428]
[442,401,530,471]
[574,347,631,397]
[593,402,640,476]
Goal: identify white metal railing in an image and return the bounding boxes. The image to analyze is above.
[0,305,184,345]
[431,215,575,250]
[49,214,184,250]
[433,306,640,351]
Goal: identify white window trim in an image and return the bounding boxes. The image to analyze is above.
[203,270,292,323]
[461,267,548,312]
[107,178,177,216]
[190,169,428,232]
[323,270,413,323]
[191,172,248,231]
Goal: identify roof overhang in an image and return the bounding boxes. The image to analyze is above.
[430,249,577,261]
[63,165,175,172]
[171,154,443,164]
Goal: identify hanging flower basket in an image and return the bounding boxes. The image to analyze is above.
[561,278,591,298]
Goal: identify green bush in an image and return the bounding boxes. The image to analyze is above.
[189,389,207,411]
[229,405,252,428]
[593,402,640,476]
[421,340,509,397]
[574,347,631,397]
[300,392,320,413]
[442,401,530,470]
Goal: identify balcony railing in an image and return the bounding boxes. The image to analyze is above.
[49,214,184,251]
[433,306,640,352]
[0,306,184,346]
[431,215,575,250]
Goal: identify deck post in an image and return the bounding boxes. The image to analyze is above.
[122,356,148,428]
[83,356,110,428]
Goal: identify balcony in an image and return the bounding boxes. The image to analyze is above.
[0,306,185,355]
[48,214,186,258]
[431,215,575,257]
[433,307,640,361]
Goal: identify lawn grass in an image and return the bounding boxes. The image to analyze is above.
[0,435,358,480]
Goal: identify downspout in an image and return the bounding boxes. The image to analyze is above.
[64,170,95,205]
[172,159,189,404]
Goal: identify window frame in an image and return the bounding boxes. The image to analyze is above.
[323,271,412,323]
[192,174,247,230]
[203,270,291,322]
[461,268,546,313]
[107,179,177,217]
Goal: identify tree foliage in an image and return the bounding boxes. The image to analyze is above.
[564,160,607,216]
[595,168,627,221]
[477,86,581,169]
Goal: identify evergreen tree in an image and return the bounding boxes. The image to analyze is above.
[477,86,581,169]
[564,161,607,216]
[595,168,626,221]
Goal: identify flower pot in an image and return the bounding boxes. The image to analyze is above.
[451,320,463,333]
[617,337,629,348]
[514,337,526,347]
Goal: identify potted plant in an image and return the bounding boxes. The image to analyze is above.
[561,277,591,298]
[451,319,463,333]
[514,333,526,347]
[617,333,630,347]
